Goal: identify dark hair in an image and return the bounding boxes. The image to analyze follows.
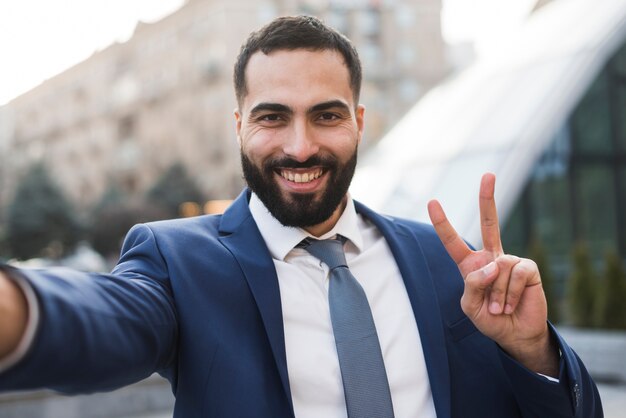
[233,15,362,107]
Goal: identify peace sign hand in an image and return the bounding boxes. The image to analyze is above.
[427,173,559,376]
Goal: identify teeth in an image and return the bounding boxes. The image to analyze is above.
[280,169,322,183]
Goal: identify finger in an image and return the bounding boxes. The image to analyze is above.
[479,173,503,256]
[428,199,472,265]
[488,255,520,314]
[504,258,540,314]
[460,261,499,318]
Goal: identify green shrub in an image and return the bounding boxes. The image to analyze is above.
[567,243,598,328]
[595,251,626,329]
[6,164,82,260]
[147,163,204,218]
[89,184,167,259]
[529,238,560,323]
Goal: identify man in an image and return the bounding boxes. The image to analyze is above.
[0,15,602,418]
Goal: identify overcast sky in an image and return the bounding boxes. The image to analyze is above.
[0,0,536,105]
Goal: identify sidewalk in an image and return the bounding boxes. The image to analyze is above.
[558,327,626,417]
[2,327,623,418]
[598,383,626,418]
[2,379,621,418]
[122,412,171,418]
[127,384,626,418]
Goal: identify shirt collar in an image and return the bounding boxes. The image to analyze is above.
[249,192,364,261]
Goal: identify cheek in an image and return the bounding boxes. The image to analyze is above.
[319,126,359,155]
[240,129,279,162]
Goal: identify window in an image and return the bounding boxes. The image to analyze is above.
[570,72,612,155]
[503,40,626,281]
[574,164,618,259]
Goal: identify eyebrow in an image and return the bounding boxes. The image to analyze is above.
[249,100,352,117]
[308,100,351,114]
[249,103,292,117]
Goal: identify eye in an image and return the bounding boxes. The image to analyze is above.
[318,112,340,121]
[260,114,282,122]
[254,113,287,126]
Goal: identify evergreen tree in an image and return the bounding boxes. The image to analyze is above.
[595,251,626,329]
[147,163,204,218]
[6,164,82,260]
[94,182,125,212]
[567,242,597,327]
[89,183,166,259]
[529,238,560,323]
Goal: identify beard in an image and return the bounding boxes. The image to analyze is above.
[241,149,357,228]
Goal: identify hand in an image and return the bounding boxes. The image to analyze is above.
[0,270,29,360]
[427,173,558,376]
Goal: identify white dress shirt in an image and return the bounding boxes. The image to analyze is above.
[249,193,437,418]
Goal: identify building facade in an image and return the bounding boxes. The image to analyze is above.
[0,0,448,213]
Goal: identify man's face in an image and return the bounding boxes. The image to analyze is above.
[235,49,364,234]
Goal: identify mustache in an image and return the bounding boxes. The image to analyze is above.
[264,155,338,170]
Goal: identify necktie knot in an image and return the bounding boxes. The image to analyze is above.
[301,237,347,270]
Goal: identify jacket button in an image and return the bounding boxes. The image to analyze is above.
[572,383,581,407]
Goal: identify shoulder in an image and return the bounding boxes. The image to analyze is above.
[143,214,221,233]
[116,215,235,266]
[390,215,437,236]
[353,199,441,243]
[124,215,222,248]
[386,215,451,260]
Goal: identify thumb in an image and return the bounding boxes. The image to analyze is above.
[461,261,499,316]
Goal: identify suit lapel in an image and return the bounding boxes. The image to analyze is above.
[355,201,452,418]
[218,190,294,416]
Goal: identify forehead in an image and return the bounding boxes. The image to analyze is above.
[242,49,354,110]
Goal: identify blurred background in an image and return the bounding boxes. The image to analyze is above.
[0,0,625,416]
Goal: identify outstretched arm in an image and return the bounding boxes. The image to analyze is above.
[0,224,178,394]
[428,173,559,376]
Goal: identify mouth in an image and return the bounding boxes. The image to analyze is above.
[277,168,324,184]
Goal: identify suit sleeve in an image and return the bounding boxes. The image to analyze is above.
[0,224,179,394]
[409,221,603,418]
[498,323,603,418]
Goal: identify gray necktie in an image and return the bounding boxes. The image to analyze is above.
[302,237,395,418]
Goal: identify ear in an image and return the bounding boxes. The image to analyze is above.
[355,104,365,144]
[234,108,243,147]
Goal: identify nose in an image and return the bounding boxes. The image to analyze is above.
[282,119,319,162]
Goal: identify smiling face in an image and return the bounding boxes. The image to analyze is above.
[235,48,365,236]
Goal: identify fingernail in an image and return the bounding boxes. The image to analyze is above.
[482,261,496,277]
[489,301,501,314]
[504,304,513,314]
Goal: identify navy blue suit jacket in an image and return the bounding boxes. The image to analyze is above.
[0,190,602,417]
